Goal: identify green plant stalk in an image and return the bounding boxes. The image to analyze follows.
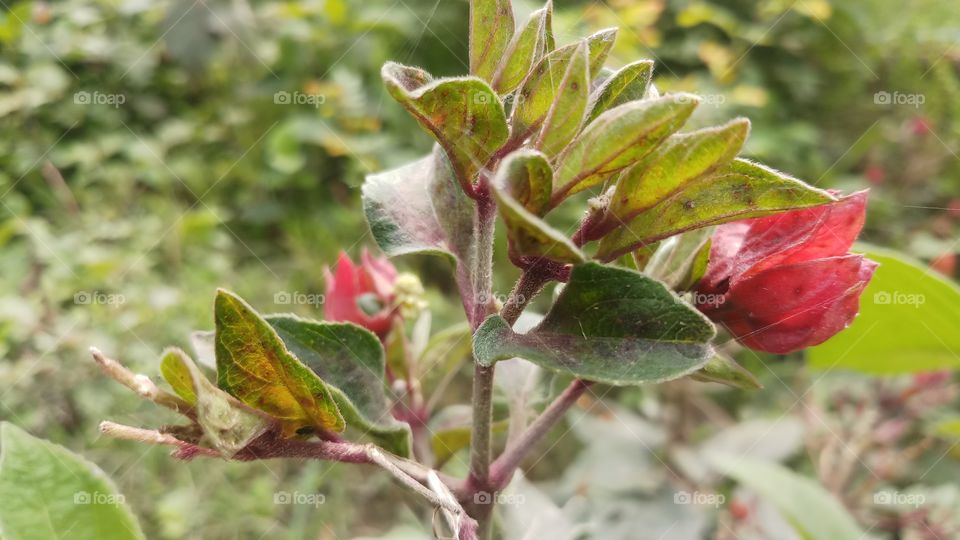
[468,190,498,539]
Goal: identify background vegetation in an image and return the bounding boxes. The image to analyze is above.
[0,0,958,538]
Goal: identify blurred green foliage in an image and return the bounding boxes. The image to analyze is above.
[0,0,957,538]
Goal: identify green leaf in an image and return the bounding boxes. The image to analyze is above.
[595,158,835,261]
[644,227,715,289]
[214,289,345,437]
[364,148,473,263]
[0,422,145,540]
[690,353,762,390]
[585,59,654,124]
[608,118,751,220]
[266,315,412,456]
[807,246,960,374]
[160,348,271,457]
[535,42,589,156]
[473,263,715,385]
[552,94,700,203]
[161,348,197,405]
[708,453,876,540]
[363,148,481,309]
[493,185,586,264]
[493,149,553,216]
[492,4,552,94]
[511,29,617,143]
[381,63,508,193]
[470,0,515,82]
[583,28,618,75]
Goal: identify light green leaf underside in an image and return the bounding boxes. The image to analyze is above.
[0,422,145,540]
[807,246,960,374]
[708,452,876,540]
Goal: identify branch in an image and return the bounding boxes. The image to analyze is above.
[91,347,195,418]
[99,421,469,515]
[489,379,593,489]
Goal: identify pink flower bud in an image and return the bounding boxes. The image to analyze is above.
[696,191,878,354]
[323,249,398,336]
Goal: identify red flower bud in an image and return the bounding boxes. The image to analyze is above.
[696,191,878,354]
[323,249,398,336]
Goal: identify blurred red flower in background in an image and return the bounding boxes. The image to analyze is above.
[324,249,397,336]
[696,191,878,354]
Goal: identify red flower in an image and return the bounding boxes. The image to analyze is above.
[696,191,878,354]
[323,249,398,336]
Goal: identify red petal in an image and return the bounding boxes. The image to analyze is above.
[732,191,868,282]
[700,222,750,294]
[721,255,876,353]
[324,252,364,323]
[360,247,397,298]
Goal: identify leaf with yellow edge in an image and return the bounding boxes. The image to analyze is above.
[214,290,345,437]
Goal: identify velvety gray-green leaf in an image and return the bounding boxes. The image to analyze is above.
[552,94,700,203]
[470,0,515,82]
[492,4,551,94]
[536,42,589,156]
[493,149,553,215]
[266,315,412,456]
[595,158,835,261]
[493,185,585,264]
[585,59,654,123]
[162,348,271,457]
[0,422,145,540]
[363,148,482,317]
[473,263,715,385]
[608,118,750,220]
[382,63,508,192]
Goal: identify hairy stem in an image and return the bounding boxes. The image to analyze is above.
[489,379,593,489]
[467,187,498,539]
